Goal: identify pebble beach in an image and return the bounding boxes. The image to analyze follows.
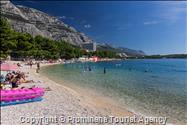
[1,62,136,125]
[1,61,180,125]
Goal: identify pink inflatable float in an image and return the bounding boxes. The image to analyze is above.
[1,87,45,102]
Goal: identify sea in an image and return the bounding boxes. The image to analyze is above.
[41,59,187,124]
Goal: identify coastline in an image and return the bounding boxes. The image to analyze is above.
[39,62,185,125]
[1,61,181,125]
[41,65,134,115]
[34,63,137,116]
[1,62,136,125]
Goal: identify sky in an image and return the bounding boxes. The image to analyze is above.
[12,1,187,55]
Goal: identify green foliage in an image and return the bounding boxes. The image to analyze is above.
[0,18,17,56]
[0,18,118,60]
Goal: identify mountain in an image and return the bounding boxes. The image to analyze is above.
[97,44,146,57]
[1,1,145,57]
[1,0,93,46]
[116,47,146,57]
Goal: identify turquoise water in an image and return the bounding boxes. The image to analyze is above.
[41,59,187,123]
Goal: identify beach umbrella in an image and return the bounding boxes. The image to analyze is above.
[0,63,18,71]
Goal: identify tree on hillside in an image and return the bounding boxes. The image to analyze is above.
[0,18,17,58]
[0,18,118,60]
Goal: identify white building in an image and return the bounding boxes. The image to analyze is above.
[82,42,96,52]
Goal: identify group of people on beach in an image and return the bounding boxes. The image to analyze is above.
[0,60,53,93]
[0,71,32,89]
[0,61,39,90]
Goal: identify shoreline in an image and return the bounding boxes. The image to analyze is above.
[1,61,179,125]
[1,62,136,125]
[39,63,181,125]
[38,63,136,116]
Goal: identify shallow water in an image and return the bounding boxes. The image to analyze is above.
[41,59,187,123]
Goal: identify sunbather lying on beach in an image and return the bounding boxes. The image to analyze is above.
[20,86,51,91]
[19,79,34,83]
[1,71,45,90]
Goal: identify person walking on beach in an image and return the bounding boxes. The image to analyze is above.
[37,62,40,70]
[104,67,106,74]
[29,61,33,69]
[36,62,40,73]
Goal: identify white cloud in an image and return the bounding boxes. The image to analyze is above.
[84,24,91,28]
[58,16,75,20]
[59,16,66,19]
[143,21,160,25]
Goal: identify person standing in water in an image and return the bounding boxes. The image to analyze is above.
[104,67,106,74]
[88,66,92,71]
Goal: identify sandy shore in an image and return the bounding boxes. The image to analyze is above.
[1,62,138,125]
